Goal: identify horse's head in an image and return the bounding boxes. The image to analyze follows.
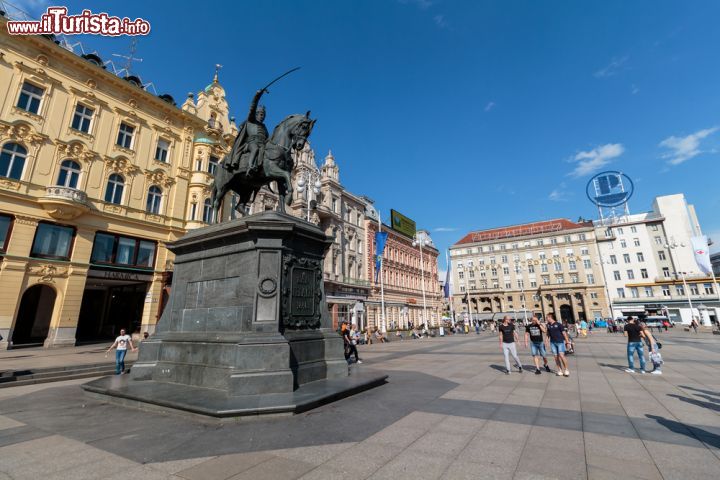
[289,111,316,151]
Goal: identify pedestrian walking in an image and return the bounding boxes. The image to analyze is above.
[546,313,571,377]
[524,316,551,375]
[579,319,588,337]
[640,322,662,375]
[105,328,136,375]
[624,317,647,373]
[498,315,523,374]
[690,318,699,334]
[475,320,480,335]
[341,322,362,364]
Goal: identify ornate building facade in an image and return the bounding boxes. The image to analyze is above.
[289,147,370,329]
[0,15,380,347]
[364,205,442,331]
[0,21,236,348]
[450,219,609,323]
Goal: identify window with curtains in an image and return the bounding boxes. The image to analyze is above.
[30,222,75,260]
[90,232,156,269]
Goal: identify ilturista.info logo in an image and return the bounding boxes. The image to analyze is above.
[7,7,151,36]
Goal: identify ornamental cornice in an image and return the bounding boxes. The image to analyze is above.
[68,86,109,108]
[0,120,48,147]
[26,263,69,283]
[0,178,21,191]
[150,123,182,140]
[56,140,96,164]
[112,106,148,125]
[145,169,176,188]
[104,156,140,176]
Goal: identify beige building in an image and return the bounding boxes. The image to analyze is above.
[364,205,442,331]
[289,146,370,329]
[0,21,240,348]
[450,219,610,323]
[0,17,379,348]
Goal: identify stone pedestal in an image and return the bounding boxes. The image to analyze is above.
[83,212,386,417]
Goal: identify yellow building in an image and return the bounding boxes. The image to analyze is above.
[0,21,238,348]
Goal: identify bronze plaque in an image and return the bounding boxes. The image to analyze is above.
[291,267,316,317]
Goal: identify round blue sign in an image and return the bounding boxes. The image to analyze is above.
[586,171,634,208]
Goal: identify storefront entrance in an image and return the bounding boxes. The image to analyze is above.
[12,284,56,347]
[75,269,151,343]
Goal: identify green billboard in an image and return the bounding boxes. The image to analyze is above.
[390,209,416,238]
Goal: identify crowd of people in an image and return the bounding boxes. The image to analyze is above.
[340,313,672,374]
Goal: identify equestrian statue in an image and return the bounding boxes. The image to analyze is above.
[211,69,315,223]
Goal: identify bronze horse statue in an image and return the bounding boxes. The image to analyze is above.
[210,112,316,222]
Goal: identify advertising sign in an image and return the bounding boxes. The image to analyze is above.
[390,209,416,238]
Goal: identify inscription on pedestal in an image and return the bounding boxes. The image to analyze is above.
[291,267,315,316]
[282,254,323,329]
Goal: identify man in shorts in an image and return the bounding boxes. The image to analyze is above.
[524,316,551,374]
[546,313,571,377]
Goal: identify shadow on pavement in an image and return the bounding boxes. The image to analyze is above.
[679,385,720,398]
[667,394,720,413]
[646,414,720,449]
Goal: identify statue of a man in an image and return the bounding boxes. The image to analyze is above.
[224,89,269,173]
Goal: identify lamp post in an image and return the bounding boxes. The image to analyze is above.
[514,262,529,325]
[666,239,700,325]
[412,232,431,330]
[595,254,616,321]
[295,172,322,222]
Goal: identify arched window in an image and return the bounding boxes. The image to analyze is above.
[104,174,124,204]
[146,185,162,214]
[202,198,213,223]
[56,160,81,188]
[0,143,27,180]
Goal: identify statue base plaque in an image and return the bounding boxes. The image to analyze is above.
[83,211,386,417]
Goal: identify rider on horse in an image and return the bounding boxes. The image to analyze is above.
[223,89,268,175]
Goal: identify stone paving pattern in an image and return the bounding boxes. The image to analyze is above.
[0,330,718,479]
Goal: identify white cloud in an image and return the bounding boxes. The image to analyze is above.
[568,143,625,177]
[594,56,629,78]
[433,14,449,28]
[433,227,458,232]
[631,84,639,95]
[549,183,571,202]
[659,127,719,165]
[484,101,495,112]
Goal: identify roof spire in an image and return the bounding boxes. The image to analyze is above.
[213,63,223,83]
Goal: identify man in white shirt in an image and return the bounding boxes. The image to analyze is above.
[106,328,136,375]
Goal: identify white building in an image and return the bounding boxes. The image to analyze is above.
[594,194,719,326]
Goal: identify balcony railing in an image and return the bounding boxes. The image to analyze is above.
[44,186,88,203]
[342,276,370,287]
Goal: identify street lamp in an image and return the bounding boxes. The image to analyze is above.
[666,239,700,325]
[296,172,322,222]
[412,232,431,331]
[514,261,529,325]
[595,255,616,321]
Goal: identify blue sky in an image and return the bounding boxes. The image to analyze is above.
[16,0,720,264]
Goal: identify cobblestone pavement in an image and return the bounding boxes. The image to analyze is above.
[0,330,718,479]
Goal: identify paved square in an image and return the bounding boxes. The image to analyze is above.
[0,330,718,479]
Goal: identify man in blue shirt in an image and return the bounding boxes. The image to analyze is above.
[546,313,571,377]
